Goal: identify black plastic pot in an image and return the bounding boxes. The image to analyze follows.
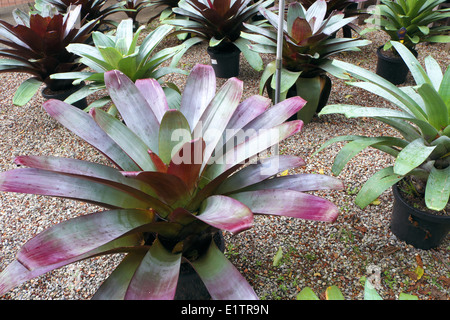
[174,232,225,300]
[375,45,418,85]
[42,81,88,110]
[391,183,450,250]
[207,45,240,78]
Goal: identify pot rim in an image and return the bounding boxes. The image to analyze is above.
[393,182,450,224]
[207,44,240,56]
[376,45,418,62]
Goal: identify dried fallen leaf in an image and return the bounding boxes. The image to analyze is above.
[415,254,423,268]
[371,199,381,205]
[415,266,424,280]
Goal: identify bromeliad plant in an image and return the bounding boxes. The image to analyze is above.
[242,0,370,123]
[0,64,344,299]
[362,0,450,52]
[316,41,450,212]
[0,4,97,106]
[162,0,274,72]
[38,0,128,30]
[299,0,368,36]
[119,0,151,30]
[51,19,193,111]
[298,0,367,17]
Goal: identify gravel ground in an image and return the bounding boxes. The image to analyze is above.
[0,21,449,300]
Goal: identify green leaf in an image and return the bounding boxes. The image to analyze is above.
[394,138,436,175]
[259,60,276,95]
[92,31,115,48]
[296,287,320,300]
[269,67,302,95]
[66,43,111,71]
[399,292,419,300]
[331,58,427,121]
[426,35,450,43]
[272,247,283,266]
[98,47,124,70]
[391,41,430,86]
[439,65,450,110]
[417,83,448,130]
[209,36,223,47]
[325,286,345,300]
[355,166,404,209]
[425,166,450,211]
[364,280,383,300]
[423,56,442,91]
[332,137,398,175]
[234,38,263,71]
[117,54,138,80]
[13,77,41,106]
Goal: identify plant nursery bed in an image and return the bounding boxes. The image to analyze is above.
[0,23,449,301]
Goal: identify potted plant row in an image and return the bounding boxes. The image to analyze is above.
[163,0,274,78]
[362,0,450,85]
[241,0,370,124]
[0,3,97,108]
[316,41,450,250]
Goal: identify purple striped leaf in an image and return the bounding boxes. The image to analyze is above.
[14,155,158,198]
[225,95,271,131]
[0,234,142,295]
[0,168,156,210]
[135,78,169,123]
[104,70,160,154]
[215,155,306,194]
[16,209,155,270]
[92,251,147,300]
[216,95,271,154]
[90,108,157,171]
[190,240,258,300]
[43,99,139,171]
[193,77,243,168]
[204,120,304,181]
[242,96,306,131]
[241,173,344,192]
[196,195,253,234]
[230,189,339,222]
[180,64,216,131]
[125,239,181,300]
